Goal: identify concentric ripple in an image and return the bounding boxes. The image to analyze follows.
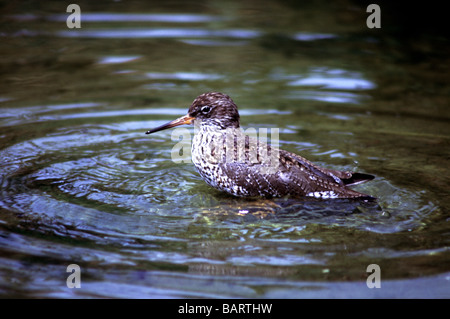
[0,116,437,241]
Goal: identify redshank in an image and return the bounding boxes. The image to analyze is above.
[146,92,375,200]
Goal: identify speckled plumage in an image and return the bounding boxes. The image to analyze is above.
[146,92,375,200]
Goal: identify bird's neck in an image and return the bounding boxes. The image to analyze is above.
[194,120,240,133]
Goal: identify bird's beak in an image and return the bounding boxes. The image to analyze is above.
[145,114,195,134]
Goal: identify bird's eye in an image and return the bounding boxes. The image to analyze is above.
[201,105,211,114]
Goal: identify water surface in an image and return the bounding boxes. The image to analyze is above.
[0,0,449,298]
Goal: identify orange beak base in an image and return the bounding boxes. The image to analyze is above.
[145,114,195,134]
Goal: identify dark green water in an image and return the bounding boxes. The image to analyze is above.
[0,0,449,298]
